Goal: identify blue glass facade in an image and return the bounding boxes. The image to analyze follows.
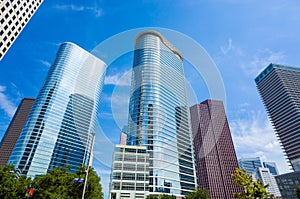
[238,157,262,175]
[8,42,106,177]
[128,31,196,196]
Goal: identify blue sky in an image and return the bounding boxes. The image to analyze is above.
[1,0,300,197]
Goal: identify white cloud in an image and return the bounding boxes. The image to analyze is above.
[220,38,244,56]
[221,38,233,55]
[230,110,291,174]
[0,86,17,118]
[241,48,286,76]
[39,60,51,67]
[53,4,103,17]
[104,71,131,86]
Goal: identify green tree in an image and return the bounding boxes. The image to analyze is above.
[32,166,103,199]
[231,168,273,199]
[75,167,103,199]
[185,187,210,199]
[296,185,300,199]
[0,164,32,199]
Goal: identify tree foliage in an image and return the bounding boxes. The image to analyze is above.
[0,164,32,199]
[296,185,300,199]
[0,165,103,199]
[231,168,273,199]
[185,187,210,199]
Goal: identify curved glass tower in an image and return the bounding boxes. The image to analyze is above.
[8,42,106,177]
[128,31,196,197]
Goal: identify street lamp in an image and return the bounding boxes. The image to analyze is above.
[81,132,96,199]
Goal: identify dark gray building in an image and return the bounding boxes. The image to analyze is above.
[275,171,300,199]
[255,63,300,172]
[0,98,35,167]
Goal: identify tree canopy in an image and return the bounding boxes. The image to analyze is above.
[0,165,103,199]
[231,168,273,199]
[296,185,300,199]
[0,164,31,199]
[185,187,210,199]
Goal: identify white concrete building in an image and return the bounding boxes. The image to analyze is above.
[109,145,149,199]
[0,0,44,60]
[254,167,281,197]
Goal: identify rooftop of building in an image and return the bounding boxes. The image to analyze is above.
[115,144,147,150]
[255,63,300,84]
[134,30,183,60]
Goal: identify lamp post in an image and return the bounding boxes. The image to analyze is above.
[81,132,95,199]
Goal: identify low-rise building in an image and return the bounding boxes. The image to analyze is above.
[109,144,149,199]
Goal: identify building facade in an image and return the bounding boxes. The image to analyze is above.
[263,161,279,176]
[0,0,44,60]
[127,30,196,197]
[190,100,241,199]
[275,171,300,199]
[254,167,281,197]
[0,98,35,167]
[238,157,263,175]
[8,42,106,177]
[109,145,149,199]
[255,63,300,171]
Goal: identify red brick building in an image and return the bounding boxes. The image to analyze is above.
[190,100,240,199]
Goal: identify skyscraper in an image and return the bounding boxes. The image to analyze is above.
[263,162,279,176]
[127,30,196,197]
[255,63,300,171]
[238,157,263,175]
[275,171,300,199]
[0,0,44,60]
[254,167,281,197]
[0,98,35,167]
[8,42,106,177]
[190,100,241,199]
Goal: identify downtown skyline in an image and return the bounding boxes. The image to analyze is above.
[1,0,300,196]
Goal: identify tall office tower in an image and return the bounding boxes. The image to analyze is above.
[263,162,279,176]
[119,125,129,145]
[190,100,241,199]
[8,42,106,177]
[255,63,300,171]
[238,157,263,175]
[0,0,44,60]
[254,168,281,197]
[127,30,196,197]
[109,145,149,199]
[0,98,35,167]
[275,171,300,199]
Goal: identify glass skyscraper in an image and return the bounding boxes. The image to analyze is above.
[127,30,196,197]
[8,42,106,177]
[255,63,300,172]
[263,162,279,176]
[238,157,263,175]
